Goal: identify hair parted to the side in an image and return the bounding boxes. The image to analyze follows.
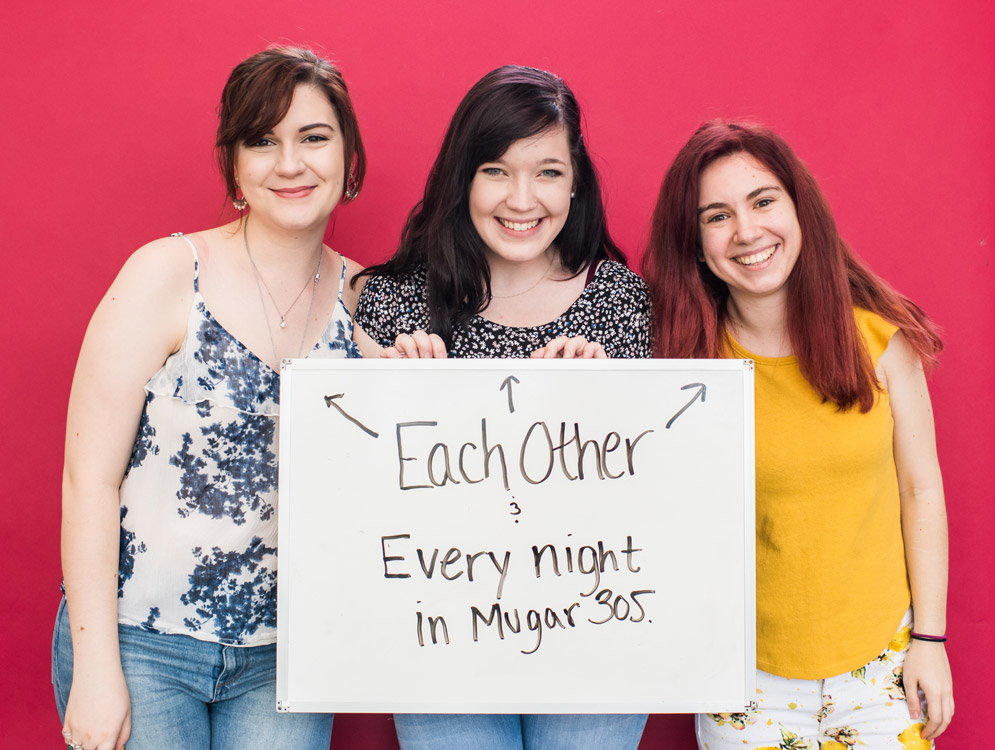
[356,64,624,348]
[216,46,366,209]
[642,120,941,412]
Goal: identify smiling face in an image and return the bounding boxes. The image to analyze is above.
[234,84,346,233]
[697,152,802,309]
[468,126,574,270]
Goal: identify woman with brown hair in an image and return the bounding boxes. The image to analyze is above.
[53,47,371,749]
[643,120,953,749]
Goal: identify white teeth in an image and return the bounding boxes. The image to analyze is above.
[736,245,777,266]
[499,218,541,231]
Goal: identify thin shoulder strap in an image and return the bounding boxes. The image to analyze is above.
[335,252,348,301]
[170,232,200,292]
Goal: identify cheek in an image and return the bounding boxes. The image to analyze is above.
[468,182,494,223]
[699,231,724,263]
[321,151,346,182]
[545,188,573,223]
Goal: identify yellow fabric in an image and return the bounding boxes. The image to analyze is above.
[726,308,911,679]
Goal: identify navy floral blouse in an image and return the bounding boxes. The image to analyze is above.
[117,234,360,646]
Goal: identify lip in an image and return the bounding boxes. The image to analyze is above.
[734,243,779,269]
[495,216,545,238]
[271,186,316,199]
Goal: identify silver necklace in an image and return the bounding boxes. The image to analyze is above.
[243,218,323,363]
[489,252,555,299]
[243,219,322,329]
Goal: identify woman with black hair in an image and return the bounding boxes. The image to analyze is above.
[355,65,649,748]
[355,65,650,363]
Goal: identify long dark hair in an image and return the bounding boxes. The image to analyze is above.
[642,120,941,412]
[356,65,623,347]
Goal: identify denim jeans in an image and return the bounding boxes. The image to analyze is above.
[393,712,648,750]
[52,598,333,750]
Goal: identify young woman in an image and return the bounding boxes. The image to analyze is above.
[355,65,650,748]
[643,121,953,749]
[54,47,372,750]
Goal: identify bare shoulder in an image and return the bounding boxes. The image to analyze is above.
[339,252,367,313]
[342,253,366,286]
[91,234,197,356]
[876,330,923,393]
[115,234,198,297]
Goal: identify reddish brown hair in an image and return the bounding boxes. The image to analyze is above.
[642,120,941,411]
[215,46,366,207]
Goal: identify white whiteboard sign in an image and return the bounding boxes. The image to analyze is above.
[277,359,754,713]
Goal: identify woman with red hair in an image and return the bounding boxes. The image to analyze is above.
[643,121,953,748]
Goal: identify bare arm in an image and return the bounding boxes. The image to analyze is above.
[878,331,953,740]
[61,237,193,748]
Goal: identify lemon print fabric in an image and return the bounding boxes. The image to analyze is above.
[823,726,859,746]
[887,626,912,654]
[706,710,759,730]
[695,610,935,749]
[775,724,814,749]
[897,724,931,750]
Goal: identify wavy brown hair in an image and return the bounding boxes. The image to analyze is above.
[215,46,366,208]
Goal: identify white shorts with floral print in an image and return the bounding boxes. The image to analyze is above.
[696,609,932,749]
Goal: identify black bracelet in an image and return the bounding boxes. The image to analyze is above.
[910,631,947,642]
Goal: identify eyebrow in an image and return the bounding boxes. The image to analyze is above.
[698,185,782,214]
[262,122,335,136]
[299,122,335,133]
[487,156,568,166]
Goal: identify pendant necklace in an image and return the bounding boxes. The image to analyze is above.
[243,218,323,363]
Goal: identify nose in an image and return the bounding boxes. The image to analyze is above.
[733,213,762,244]
[275,143,305,177]
[505,175,538,212]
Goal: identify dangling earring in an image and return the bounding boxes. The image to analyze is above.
[345,169,359,201]
[232,178,247,211]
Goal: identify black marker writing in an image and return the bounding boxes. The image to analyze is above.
[323,393,380,438]
[666,383,707,429]
[381,534,511,599]
[500,375,520,413]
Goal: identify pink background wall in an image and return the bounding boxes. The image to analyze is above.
[1,0,992,745]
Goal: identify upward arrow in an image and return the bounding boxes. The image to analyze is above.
[500,375,521,414]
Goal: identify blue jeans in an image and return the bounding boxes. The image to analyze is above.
[52,597,333,750]
[394,713,648,750]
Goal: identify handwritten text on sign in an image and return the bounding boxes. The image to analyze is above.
[277,360,754,713]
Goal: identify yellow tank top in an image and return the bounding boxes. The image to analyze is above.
[726,308,911,679]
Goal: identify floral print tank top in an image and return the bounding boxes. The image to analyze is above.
[117,233,360,646]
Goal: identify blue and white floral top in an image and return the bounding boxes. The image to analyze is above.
[117,234,360,646]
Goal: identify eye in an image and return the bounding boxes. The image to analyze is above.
[539,168,564,178]
[303,134,329,144]
[704,212,729,224]
[247,137,275,148]
[479,167,504,176]
[755,197,774,208]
